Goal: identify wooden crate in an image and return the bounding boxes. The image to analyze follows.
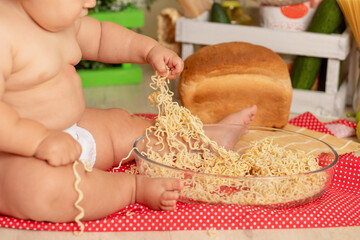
[175,14,355,117]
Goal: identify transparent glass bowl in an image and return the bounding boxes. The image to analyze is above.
[133,125,338,208]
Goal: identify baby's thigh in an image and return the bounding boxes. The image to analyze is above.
[78,108,152,170]
[0,153,40,194]
[0,153,63,218]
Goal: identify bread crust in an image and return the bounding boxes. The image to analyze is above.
[178,42,292,128]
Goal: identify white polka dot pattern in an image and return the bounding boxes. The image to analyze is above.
[0,112,359,232]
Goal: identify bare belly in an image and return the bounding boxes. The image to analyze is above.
[3,67,86,130]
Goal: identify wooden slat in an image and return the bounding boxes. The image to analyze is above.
[175,17,351,59]
[283,124,360,154]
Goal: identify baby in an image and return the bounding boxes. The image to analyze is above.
[0,0,257,223]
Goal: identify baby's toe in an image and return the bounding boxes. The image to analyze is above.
[160,197,178,211]
[164,178,184,191]
[160,205,177,211]
[160,192,179,211]
[162,190,180,201]
[161,199,177,207]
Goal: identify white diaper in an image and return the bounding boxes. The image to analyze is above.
[63,124,96,168]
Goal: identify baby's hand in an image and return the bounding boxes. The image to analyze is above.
[34,130,82,167]
[146,45,184,80]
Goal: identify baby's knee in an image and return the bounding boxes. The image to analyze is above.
[106,108,132,121]
[105,108,152,138]
[0,157,79,221]
[34,166,82,222]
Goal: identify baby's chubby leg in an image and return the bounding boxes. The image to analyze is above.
[77,108,155,170]
[77,108,184,211]
[0,153,182,222]
[218,105,257,127]
[205,105,257,149]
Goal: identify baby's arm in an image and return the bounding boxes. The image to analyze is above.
[0,40,81,166]
[0,101,82,166]
[76,16,184,79]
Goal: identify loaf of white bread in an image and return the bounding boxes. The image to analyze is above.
[178,42,292,128]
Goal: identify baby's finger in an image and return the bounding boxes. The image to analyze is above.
[167,63,184,79]
[154,63,168,77]
[48,156,62,167]
[167,71,180,80]
[68,152,80,165]
[74,142,82,159]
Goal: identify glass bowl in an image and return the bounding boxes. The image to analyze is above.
[133,124,338,208]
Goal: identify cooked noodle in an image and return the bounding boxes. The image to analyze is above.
[337,0,360,48]
[71,69,331,234]
[72,159,92,235]
[135,72,329,206]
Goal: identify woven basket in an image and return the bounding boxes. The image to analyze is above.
[258,0,309,6]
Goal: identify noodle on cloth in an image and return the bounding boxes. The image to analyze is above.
[135,72,329,206]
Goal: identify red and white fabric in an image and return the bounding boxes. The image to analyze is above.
[0,112,359,232]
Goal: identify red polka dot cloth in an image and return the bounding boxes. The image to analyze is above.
[1,112,359,232]
[289,111,357,138]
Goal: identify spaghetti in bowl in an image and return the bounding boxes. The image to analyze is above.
[133,124,338,208]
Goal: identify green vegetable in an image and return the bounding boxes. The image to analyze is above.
[347,112,360,124]
[291,56,322,89]
[356,113,360,124]
[291,0,344,90]
[210,3,231,24]
[347,112,360,141]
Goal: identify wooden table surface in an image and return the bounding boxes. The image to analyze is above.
[1,65,359,240]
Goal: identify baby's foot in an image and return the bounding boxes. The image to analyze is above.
[205,105,257,150]
[135,175,183,211]
[218,105,257,126]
